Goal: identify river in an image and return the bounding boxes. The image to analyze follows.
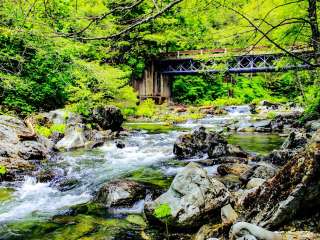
[0,106,285,239]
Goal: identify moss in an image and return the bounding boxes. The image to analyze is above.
[0,187,14,202]
[126,215,147,227]
[125,167,173,189]
[70,202,108,217]
[4,220,59,239]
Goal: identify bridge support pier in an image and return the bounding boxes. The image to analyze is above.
[133,60,171,104]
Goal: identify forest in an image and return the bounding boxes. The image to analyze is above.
[0,0,320,239]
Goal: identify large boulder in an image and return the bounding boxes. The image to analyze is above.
[173,127,225,159]
[95,180,146,207]
[145,163,231,228]
[91,106,124,131]
[173,127,249,161]
[241,129,320,228]
[55,124,87,150]
[55,114,87,150]
[0,115,48,180]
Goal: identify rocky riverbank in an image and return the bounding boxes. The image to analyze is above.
[0,106,126,182]
[0,103,320,239]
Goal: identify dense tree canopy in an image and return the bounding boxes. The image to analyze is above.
[0,0,319,119]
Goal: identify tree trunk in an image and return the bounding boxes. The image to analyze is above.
[308,0,320,63]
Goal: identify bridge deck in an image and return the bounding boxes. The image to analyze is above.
[157,47,316,74]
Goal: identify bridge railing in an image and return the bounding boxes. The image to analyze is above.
[159,45,312,60]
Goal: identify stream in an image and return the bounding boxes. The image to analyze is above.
[0,106,285,239]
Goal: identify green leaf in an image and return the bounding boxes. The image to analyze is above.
[0,165,7,175]
[154,203,171,219]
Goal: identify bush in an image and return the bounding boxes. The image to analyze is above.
[0,29,73,115]
[299,85,320,123]
[172,75,226,104]
[136,99,156,118]
[35,124,66,138]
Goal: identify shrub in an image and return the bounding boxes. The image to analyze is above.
[136,99,156,118]
[35,125,52,138]
[35,123,66,137]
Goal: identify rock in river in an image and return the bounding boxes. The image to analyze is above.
[145,162,231,228]
[173,127,249,161]
[91,106,124,131]
[95,180,146,207]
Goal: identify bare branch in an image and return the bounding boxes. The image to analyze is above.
[61,0,144,37]
[212,1,315,66]
[78,0,183,41]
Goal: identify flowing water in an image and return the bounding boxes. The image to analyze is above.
[0,106,285,239]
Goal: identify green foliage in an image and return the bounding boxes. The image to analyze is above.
[136,99,156,118]
[0,165,7,175]
[172,75,226,104]
[35,125,52,138]
[50,124,66,134]
[67,61,137,116]
[35,124,66,137]
[154,203,172,219]
[211,97,244,107]
[266,111,277,120]
[299,84,320,123]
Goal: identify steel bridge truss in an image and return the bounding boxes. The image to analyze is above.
[158,52,316,74]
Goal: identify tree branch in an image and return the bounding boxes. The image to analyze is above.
[77,0,183,41]
[212,1,316,67]
[61,0,144,37]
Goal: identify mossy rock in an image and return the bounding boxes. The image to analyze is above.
[70,202,108,217]
[126,214,147,227]
[125,167,173,189]
[0,187,14,202]
[3,220,59,239]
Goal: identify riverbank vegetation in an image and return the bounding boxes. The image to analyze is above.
[0,0,319,120]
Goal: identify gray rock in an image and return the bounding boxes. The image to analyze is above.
[0,115,48,180]
[253,120,271,128]
[305,119,320,132]
[96,180,145,207]
[208,143,227,158]
[259,100,281,109]
[55,124,87,150]
[145,162,231,227]
[18,141,47,160]
[259,149,299,166]
[91,106,124,131]
[246,178,265,189]
[281,130,308,150]
[46,109,69,124]
[241,130,320,228]
[229,222,281,240]
[173,127,226,159]
[221,204,238,224]
[252,164,277,179]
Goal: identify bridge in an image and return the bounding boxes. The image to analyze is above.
[133,46,317,103]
